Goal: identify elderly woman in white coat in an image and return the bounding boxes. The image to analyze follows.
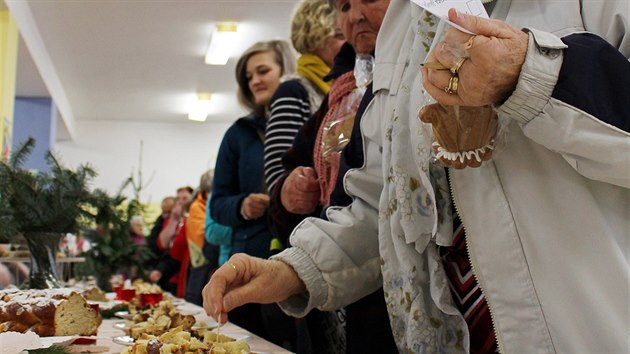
[203,0,630,352]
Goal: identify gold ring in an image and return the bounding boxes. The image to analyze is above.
[450,57,467,75]
[464,35,477,50]
[227,262,237,273]
[444,75,459,94]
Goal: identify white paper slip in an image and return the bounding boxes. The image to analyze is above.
[410,0,489,34]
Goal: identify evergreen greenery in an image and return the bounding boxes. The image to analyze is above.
[0,137,96,242]
[0,137,150,288]
[28,345,71,354]
[75,178,152,290]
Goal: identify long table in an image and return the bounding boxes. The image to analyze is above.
[94,300,292,353]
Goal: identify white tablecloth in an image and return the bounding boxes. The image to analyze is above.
[98,300,292,353]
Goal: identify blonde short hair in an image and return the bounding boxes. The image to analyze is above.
[235,40,297,117]
[291,0,339,54]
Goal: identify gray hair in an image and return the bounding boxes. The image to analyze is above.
[130,215,144,224]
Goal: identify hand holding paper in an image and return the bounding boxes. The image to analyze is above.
[411,0,488,34]
[421,8,529,106]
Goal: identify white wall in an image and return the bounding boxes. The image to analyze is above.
[53,119,232,204]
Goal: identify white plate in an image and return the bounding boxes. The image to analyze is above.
[170,298,186,305]
[112,335,134,346]
[113,321,130,331]
[90,298,123,310]
[178,308,201,316]
[114,310,135,320]
[116,308,198,318]
[115,321,214,331]
[190,322,219,331]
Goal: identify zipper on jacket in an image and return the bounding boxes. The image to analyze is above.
[447,170,504,353]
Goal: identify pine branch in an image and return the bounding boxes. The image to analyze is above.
[0,141,98,241]
[9,137,35,169]
[29,345,71,354]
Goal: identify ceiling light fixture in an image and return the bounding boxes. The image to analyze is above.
[205,22,239,65]
[188,93,212,122]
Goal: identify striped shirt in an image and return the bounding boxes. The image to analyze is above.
[264,79,323,193]
[440,213,497,353]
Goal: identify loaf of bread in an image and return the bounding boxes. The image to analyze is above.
[0,288,102,336]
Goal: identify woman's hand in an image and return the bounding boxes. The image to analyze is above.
[171,203,183,222]
[420,103,498,169]
[202,253,306,324]
[422,9,529,106]
[281,167,320,215]
[240,193,270,220]
[149,270,162,282]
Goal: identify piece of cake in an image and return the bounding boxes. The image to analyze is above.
[0,289,102,336]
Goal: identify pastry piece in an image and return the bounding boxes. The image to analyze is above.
[126,300,195,339]
[0,289,101,336]
[82,286,108,302]
[122,325,250,354]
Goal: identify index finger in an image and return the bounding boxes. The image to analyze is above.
[250,193,270,201]
[248,194,270,207]
[202,266,233,323]
[448,8,518,40]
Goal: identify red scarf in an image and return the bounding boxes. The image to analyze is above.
[313,71,358,206]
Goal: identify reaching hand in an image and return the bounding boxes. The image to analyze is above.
[422,8,529,106]
[240,193,270,220]
[202,253,306,324]
[281,167,320,215]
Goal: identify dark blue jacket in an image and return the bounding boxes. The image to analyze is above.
[210,113,271,259]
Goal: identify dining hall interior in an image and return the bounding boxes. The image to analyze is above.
[1,0,299,205]
[2,0,628,353]
[0,1,305,352]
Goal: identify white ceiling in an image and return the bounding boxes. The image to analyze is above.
[6,0,300,139]
[16,37,48,97]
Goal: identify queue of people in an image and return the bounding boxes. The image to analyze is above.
[131,2,345,351]
[120,0,629,352]
[200,0,629,353]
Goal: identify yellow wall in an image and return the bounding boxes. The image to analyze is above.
[143,202,162,227]
[0,10,18,161]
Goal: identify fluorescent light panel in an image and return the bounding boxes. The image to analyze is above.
[188,93,212,122]
[205,22,238,65]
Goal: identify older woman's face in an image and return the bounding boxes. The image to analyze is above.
[131,221,144,236]
[246,51,283,107]
[335,0,390,54]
